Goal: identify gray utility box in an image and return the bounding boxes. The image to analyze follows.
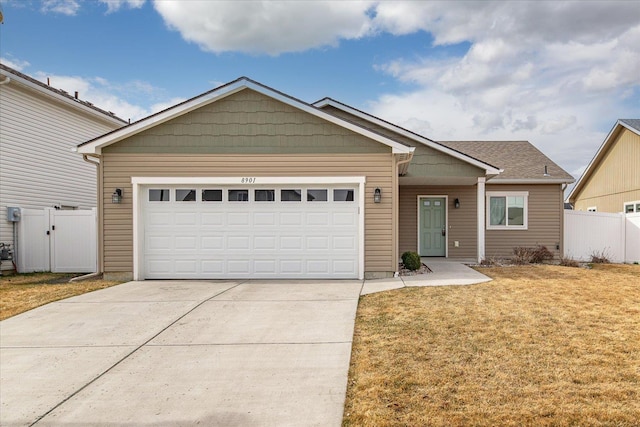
[7,207,21,222]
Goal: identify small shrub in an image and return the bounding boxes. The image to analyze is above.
[513,245,554,265]
[512,247,533,265]
[590,249,610,264]
[401,251,422,271]
[530,245,554,263]
[559,255,580,268]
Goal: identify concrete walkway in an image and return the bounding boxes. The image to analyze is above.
[361,260,492,295]
[1,262,490,426]
[1,280,362,426]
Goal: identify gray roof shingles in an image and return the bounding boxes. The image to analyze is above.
[439,140,574,181]
[620,119,640,132]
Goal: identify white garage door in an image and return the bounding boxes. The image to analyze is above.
[141,184,360,279]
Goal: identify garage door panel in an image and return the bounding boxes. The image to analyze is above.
[175,213,198,225]
[201,213,224,226]
[227,236,251,250]
[201,236,224,250]
[306,212,330,226]
[333,260,357,274]
[280,236,303,250]
[227,212,250,226]
[228,260,251,274]
[142,184,360,279]
[175,236,197,250]
[333,236,357,251]
[254,212,277,226]
[146,235,171,252]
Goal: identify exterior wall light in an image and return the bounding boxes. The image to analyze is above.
[454,198,460,209]
[112,188,123,204]
[374,187,382,203]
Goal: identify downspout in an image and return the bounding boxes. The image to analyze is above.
[393,149,415,276]
[560,183,568,258]
[82,153,103,274]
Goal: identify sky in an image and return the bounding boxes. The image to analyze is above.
[1,0,639,189]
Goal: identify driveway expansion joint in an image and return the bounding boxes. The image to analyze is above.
[28,280,249,426]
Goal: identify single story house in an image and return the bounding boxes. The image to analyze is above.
[568,119,640,213]
[77,77,574,281]
[0,63,126,273]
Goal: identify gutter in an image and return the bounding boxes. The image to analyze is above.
[396,147,415,175]
[81,153,103,274]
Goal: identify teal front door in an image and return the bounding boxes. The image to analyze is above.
[419,197,446,256]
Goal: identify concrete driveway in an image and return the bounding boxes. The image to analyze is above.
[0,280,363,426]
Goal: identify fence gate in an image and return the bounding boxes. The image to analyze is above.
[17,208,97,273]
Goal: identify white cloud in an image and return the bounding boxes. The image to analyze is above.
[41,0,80,16]
[0,56,30,71]
[32,72,173,122]
[365,1,640,180]
[98,0,145,14]
[152,0,374,55]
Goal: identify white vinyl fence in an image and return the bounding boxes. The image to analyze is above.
[564,210,640,263]
[17,208,97,273]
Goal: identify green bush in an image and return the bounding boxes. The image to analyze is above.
[401,251,422,271]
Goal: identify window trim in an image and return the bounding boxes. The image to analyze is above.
[624,201,640,213]
[486,191,529,230]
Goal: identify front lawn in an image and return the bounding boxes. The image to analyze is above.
[344,264,640,426]
[0,273,123,320]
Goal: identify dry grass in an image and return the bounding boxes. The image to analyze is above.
[344,264,640,426]
[0,273,123,320]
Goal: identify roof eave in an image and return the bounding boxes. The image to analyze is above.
[0,66,126,126]
[567,120,627,202]
[490,178,575,185]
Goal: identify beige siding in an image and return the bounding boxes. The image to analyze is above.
[102,153,395,275]
[485,184,564,258]
[573,128,640,212]
[399,185,478,259]
[0,81,121,270]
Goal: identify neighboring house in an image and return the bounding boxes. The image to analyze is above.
[77,77,574,281]
[568,119,640,213]
[0,63,126,272]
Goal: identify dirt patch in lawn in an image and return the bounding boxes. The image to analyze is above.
[344,264,640,426]
[0,273,123,320]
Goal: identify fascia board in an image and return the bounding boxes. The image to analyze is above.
[567,121,623,202]
[490,178,575,185]
[314,98,500,174]
[1,68,125,126]
[79,78,413,155]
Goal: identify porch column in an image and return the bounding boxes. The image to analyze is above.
[477,177,486,263]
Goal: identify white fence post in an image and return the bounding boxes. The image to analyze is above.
[626,213,640,263]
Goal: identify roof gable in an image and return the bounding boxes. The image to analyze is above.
[568,119,640,201]
[314,97,501,175]
[78,77,413,155]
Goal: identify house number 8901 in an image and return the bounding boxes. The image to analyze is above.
[241,177,256,184]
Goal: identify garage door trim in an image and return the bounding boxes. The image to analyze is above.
[131,176,366,280]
